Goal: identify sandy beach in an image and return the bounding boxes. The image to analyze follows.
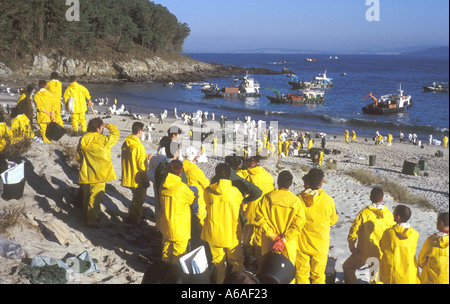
[0,89,448,285]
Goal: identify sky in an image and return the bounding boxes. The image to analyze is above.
[153,0,449,53]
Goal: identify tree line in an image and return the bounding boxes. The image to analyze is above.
[0,0,190,61]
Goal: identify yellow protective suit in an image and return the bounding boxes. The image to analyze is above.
[307,139,313,150]
[157,173,196,263]
[10,114,35,144]
[244,166,275,244]
[418,232,449,284]
[236,169,249,179]
[183,160,210,225]
[351,131,357,142]
[379,224,420,284]
[77,124,120,184]
[343,205,395,284]
[201,179,245,283]
[76,124,120,226]
[296,188,338,284]
[121,134,149,221]
[34,88,55,143]
[278,140,283,155]
[47,79,64,127]
[345,130,349,144]
[121,134,148,188]
[388,134,393,146]
[255,189,305,268]
[0,123,10,152]
[443,136,448,148]
[63,82,91,132]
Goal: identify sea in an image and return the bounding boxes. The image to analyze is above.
[89,53,449,140]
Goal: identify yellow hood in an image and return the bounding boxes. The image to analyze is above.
[208,179,233,195]
[300,188,323,207]
[393,224,415,240]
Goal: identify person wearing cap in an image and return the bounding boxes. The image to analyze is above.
[121,122,152,225]
[296,168,338,284]
[202,163,246,283]
[255,170,306,283]
[16,84,35,124]
[77,118,120,227]
[63,75,93,134]
[157,160,196,264]
[46,72,64,127]
[34,80,56,143]
[243,155,275,270]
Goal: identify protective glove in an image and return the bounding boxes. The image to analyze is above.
[271,236,286,253]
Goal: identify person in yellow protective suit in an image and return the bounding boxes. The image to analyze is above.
[277,140,283,156]
[34,80,56,143]
[77,118,120,227]
[63,75,93,133]
[0,122,10,152]
[379,205,420,284]
[213,135,218,155]
[183,146,210,252]
[201,163,245,284]
[418,212,449,284]
[307,138,313,150]
[351,130,357,143]
[10,114,35,144]
[157,160,196,264]
[345,130,349,144]
[296,168,338,284]
[284,140,290,157]
[46,72,64,127]
[443,136,448,148]
[387,134,393,146]
[244,156,275,270]
[318,151,324,168]
[255,170,305,282]
[121,122,152,225]
[343,188,396,284]
[183,146,210,225]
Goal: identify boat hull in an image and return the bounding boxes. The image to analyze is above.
[267,96,324,104]
[202,89,261,98]
[423,86,449,93]
[289,82,333,90]
[362,101,414,115]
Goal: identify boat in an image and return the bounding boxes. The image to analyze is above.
[362,85,413,115]
[181,83,192,89]
[423,82,449,92]
[289,70,334,89]
[266,89,325,104]
[201,73,261,98]
[305,58,316,62]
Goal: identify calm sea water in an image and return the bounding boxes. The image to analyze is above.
[89,53,449,139]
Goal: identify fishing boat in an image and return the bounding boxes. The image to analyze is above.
[423,82,449,92]
[305,58,316,62]
[362,85,413,115]
[267,89,325,104]
[201,73,261,98]
[289,70,334,89]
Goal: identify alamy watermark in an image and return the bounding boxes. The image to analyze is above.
[66,0,80,22]
[366,0,380,22]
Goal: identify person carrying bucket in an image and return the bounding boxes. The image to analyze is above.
[255,170,305,283]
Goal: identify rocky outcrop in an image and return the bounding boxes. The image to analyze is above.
[0,53,283,84]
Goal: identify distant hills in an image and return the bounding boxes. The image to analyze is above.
[221,45,449,57]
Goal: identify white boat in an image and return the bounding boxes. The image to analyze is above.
[362,85,413,115]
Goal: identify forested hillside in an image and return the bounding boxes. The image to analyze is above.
[0,0,190,62]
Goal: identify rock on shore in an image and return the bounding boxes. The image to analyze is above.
[0,53,282,84]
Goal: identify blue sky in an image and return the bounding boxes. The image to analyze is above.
[153,0,449,53]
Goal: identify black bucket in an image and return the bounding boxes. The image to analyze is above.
[46,122,66,141]
[1,178,25,201]
[256,252,296,284]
